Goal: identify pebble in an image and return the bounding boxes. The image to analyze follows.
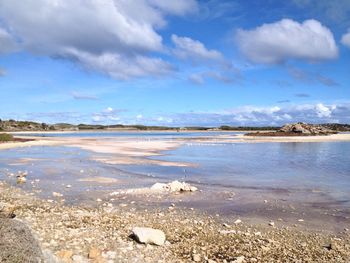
[232,256,245,263]
[192,253,201,262]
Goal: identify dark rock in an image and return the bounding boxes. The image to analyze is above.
[0,218,44,262]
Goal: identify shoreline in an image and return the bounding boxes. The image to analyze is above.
[1,182,349,262]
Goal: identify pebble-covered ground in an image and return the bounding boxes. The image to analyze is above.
[0,182,349,263]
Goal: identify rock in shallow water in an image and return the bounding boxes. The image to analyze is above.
[151,180,198,192]
[131,227,166,246]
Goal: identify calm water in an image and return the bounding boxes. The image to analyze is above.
[0,136,349,207]
[121,141,350,201]
[18,131,242,139]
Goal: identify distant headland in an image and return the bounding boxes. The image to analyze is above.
[0,119,349,133]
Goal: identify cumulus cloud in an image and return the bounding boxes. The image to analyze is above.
[0,0,196,79]
[0,27,18,54]
[188,71,237,85]
[236,19,338,64]
[293,0,350,25]
[172,34,224,62]
[341,29,350,48]
[91,107,124,123]
[65,48,173,80]
[164,102,350,126]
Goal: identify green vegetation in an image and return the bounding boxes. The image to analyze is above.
[0,133,14,142]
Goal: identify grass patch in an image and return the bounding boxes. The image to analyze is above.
[0,133,14,142]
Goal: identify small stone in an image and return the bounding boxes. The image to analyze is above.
[16,177,26,184]
[234,219,242,225]
[232,256,245,263]
[66,184,72,188]
[52,192,63,197]
[298,219,304,222]
[96,198,102,202]
[88,247,101,259]
[72,255,87,262]
[56,250,73,260]
[131,227,166,246]
[192,253,201,262]
[268,221,275,227]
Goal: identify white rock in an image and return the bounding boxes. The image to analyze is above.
[150,183,167,191]
[233,256,245,263]
[17,177,27,184]
[131,227,166,246]
[234,219,242,225]
[52,192,63,197]
[269,221,275,227]
[192,254,201,262]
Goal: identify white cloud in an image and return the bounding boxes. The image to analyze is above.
[65,48,173,80]
[164,102,350,126]
[104,107,114,113]
[0,27,17,54]
[172,34,223,62]
[147,0,198,16]
[188,73,205,85]
[341,29,350,48]
[0,0,196,79]
[136,114,143,120]
[236,19,338,64]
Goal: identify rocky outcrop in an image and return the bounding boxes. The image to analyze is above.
[279,122,336,135]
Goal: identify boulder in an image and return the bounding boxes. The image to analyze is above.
[131,227,166,246]
[0,218,44,262]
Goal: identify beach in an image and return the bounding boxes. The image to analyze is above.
[0,132,350,262]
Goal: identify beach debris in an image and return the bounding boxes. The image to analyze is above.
[131,227,166,246]
[96,198,102,202]
[16,176,27,184]
[298,219,304,222]
[192,253,201,262]
[66,184,72,188]
[151,180,198,192]
[269,221,275,227]
[234,219,242,225]
[88,247,102,259]
[52,192,63,197]
[232,256,245,263]
[56,250,73,261]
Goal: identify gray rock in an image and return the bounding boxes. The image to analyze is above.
[0,218,44,262]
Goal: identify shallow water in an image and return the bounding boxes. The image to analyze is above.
[1,136,350,231]
[17,131,242,139]
[123,142,350,202]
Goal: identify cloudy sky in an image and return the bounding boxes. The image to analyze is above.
[0,0,349,126]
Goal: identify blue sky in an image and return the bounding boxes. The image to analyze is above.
[0,0,349,126]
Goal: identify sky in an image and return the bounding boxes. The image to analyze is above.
[0,0,349,126]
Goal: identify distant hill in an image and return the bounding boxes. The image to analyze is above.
[0,119,54,131]
[0,119,349,132]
